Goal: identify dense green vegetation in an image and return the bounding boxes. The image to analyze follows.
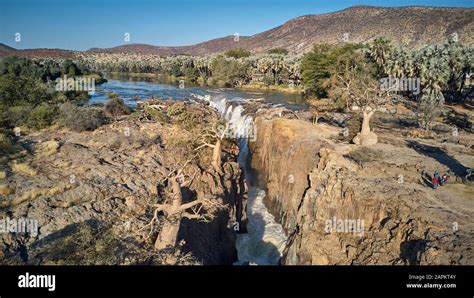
[301,43,362,98]
[1,35,470,140]
[0,56,107,133]
[268,48,289,55]
[369,37,473,129]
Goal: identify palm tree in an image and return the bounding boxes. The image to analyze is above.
[368,37,393,70]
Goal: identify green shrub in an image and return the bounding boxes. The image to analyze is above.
[27,103,57,129]
[0,130,14,154]
[58,102,107,131]
[166,102,201,130]
[2,103,57,130]
[0,105,9,128]
[210,56,249,87]
[301,43,362,98]
[344,115,363,141]
[182,67,199,82]
[225,48,251,59]
[268,48,288,55]
[144,107,169,123]
[105,96,131,118]
[167,102,186,117]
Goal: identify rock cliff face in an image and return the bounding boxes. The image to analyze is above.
[250,111,474,265]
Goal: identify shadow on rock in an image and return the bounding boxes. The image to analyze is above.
[407,140,468,177]
[400,239,428,265]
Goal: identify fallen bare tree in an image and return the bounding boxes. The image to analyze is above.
[145,157,226,250]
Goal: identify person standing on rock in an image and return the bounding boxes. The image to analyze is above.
[441,173,449,186]
[432,171,440,189]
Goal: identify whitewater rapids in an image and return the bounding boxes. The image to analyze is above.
[196,94,288,265]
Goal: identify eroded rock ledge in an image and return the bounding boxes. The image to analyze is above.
[250,109,474,265]
[0,101,246,265]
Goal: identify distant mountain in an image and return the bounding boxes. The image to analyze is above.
[1,6,473,58]
[0,44,75,58]
[0,43,16,53]
[88,36,251,56]
[88,6,474,55]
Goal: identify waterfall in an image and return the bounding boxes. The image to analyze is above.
[196,93,288,265]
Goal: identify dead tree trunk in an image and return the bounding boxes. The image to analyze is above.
[155,218,182,250]
[211,139,222,173]
[154,176,183,250]
[151,161,224,250]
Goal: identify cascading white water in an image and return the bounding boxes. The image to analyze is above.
[196,94,288,265]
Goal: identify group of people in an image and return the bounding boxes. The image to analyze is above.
[432,171,449,189]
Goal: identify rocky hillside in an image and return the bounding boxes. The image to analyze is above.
[0,43,75,58]
[88,5,473,55]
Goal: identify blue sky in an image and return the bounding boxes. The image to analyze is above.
[0,0,472,50]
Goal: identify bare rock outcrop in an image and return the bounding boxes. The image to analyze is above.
[0,102,246,265]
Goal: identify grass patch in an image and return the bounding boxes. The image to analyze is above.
[9,160,37,176]
[347,146,384,165]
[35,221,124,265]
[0,183,72,208]
[0,184,13,196]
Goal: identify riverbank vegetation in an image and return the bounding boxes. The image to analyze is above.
[0,56,113,156]
[76,49,303,90]
[0,56,109,129]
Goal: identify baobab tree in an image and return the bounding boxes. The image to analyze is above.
[327,50,393,146]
